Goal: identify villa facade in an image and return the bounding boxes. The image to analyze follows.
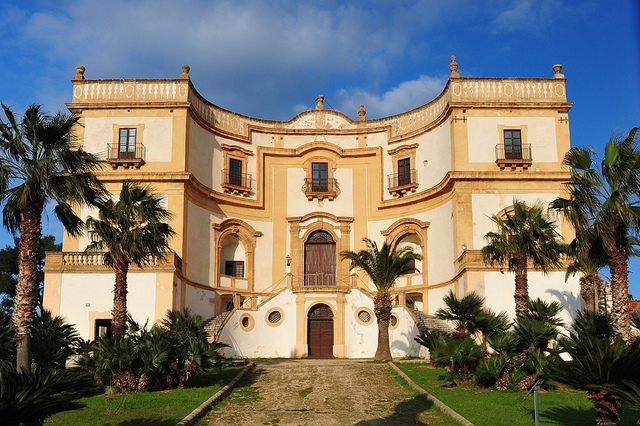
[43,58,580,358]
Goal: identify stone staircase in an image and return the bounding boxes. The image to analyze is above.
[409,308,454,335]
[203,311,232,341]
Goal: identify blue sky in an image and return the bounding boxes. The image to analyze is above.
[0,1,639,295]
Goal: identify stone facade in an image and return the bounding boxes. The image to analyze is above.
[43,59,580,358]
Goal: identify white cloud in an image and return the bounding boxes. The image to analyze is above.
[0,0,596,120]
[332,75,446,119]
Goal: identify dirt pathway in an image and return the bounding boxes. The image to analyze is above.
[205,359,445,425]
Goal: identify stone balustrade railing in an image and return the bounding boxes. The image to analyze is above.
[44,251,182,272]
[70,75,568,142]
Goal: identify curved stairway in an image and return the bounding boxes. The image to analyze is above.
[203,311,232,341]
[407,308,454,335]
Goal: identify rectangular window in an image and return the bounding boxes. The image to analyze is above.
[229,158,243,186]
[225,260,245,277]
[94,319,112,339]
[504,129,522,159]
[312,162,328,192]
[398,158,411,186]
[118,128,137,159]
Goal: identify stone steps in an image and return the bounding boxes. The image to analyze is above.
[411,309,454,335]
[203,311,231,340]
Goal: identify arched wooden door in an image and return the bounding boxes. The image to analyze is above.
[308,304,334,358]
[304,230,336,286]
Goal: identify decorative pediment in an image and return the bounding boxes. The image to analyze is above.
[285,110,357,131]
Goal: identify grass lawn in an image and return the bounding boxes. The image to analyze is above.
[45,366,244,426]
[395,363,639,426]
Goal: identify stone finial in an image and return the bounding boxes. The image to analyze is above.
[316,95,325,110]
[552,64,564,79]
[449,56,460,78]
[180,65,191,79]
[74,65,86,80]
[357,102,367,121]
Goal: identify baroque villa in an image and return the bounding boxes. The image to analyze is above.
[43,58,580,358]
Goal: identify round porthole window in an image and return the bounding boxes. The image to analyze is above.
[268,311,281,323]
[239,314,254,332]
[265,308,284,327]
[389,314,399,330]
[355,307,374,326]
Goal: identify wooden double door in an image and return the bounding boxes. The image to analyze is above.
[308,304,334,358]
[304,231,336,286]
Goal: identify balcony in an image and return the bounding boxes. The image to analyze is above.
[387,169,418,197]
[495,143,532,170]
[221,169,252,197]
[107,143,146,169]
[303,178,338,201]
[291,273,352,293]
[43,251,182,273]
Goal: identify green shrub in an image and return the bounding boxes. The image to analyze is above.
[0,361,98,426]
[79,309,226,392]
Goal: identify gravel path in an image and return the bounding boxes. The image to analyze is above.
[205,359,439,425]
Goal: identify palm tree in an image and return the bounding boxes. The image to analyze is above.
[554,311,640,426]
[85,181,174,336]
[340,238,421,361]
[434,290,509,339]
[561,229,608,313]
[0,103,104,371]
[482,199,565,316]
[552,128,640,340]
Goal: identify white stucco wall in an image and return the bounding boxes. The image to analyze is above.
[345,290,378,358]
[415,123,452,189]
[220,290,297,358]
[466,116,558,163]
[83,116,173,162]
[471,193,563,249]
[428,284,455,314]
[390,307,428,358]
[184,285,217,320]
[424,200,455,284]
[188,120,218,189]
[185,201,220,285]
[484,271,581,323]
[59,273,157,339]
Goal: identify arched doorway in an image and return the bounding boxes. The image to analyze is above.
[308,304,334,358]
[304,230,336,286]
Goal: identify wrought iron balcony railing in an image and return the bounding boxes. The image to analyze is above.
[495,143,532,161]
[495,143,533,170]
[221,169,252,196]
[106,143,146,169]
[222,169,252,189]
[303,178,338,201]
[387,169,418,197]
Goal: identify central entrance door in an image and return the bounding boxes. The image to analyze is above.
[308,304,334,358]
[304,230,336,286]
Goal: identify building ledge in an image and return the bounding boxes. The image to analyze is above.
[495,159,532,171]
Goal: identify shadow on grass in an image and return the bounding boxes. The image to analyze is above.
[108,418,177,426]
[539,405,595,425]
[354,394,434,425]
[183,365,246,389]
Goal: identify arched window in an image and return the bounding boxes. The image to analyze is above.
[220,234,245,277]
[396,233,422,273]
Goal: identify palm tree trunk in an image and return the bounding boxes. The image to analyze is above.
[373,293,392,361]
[608,245,631,341]
[581,274,599,313]
[112,260,129,336]
[13,205,43,371]
[587,391,620,426]
[513,257,528,316]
